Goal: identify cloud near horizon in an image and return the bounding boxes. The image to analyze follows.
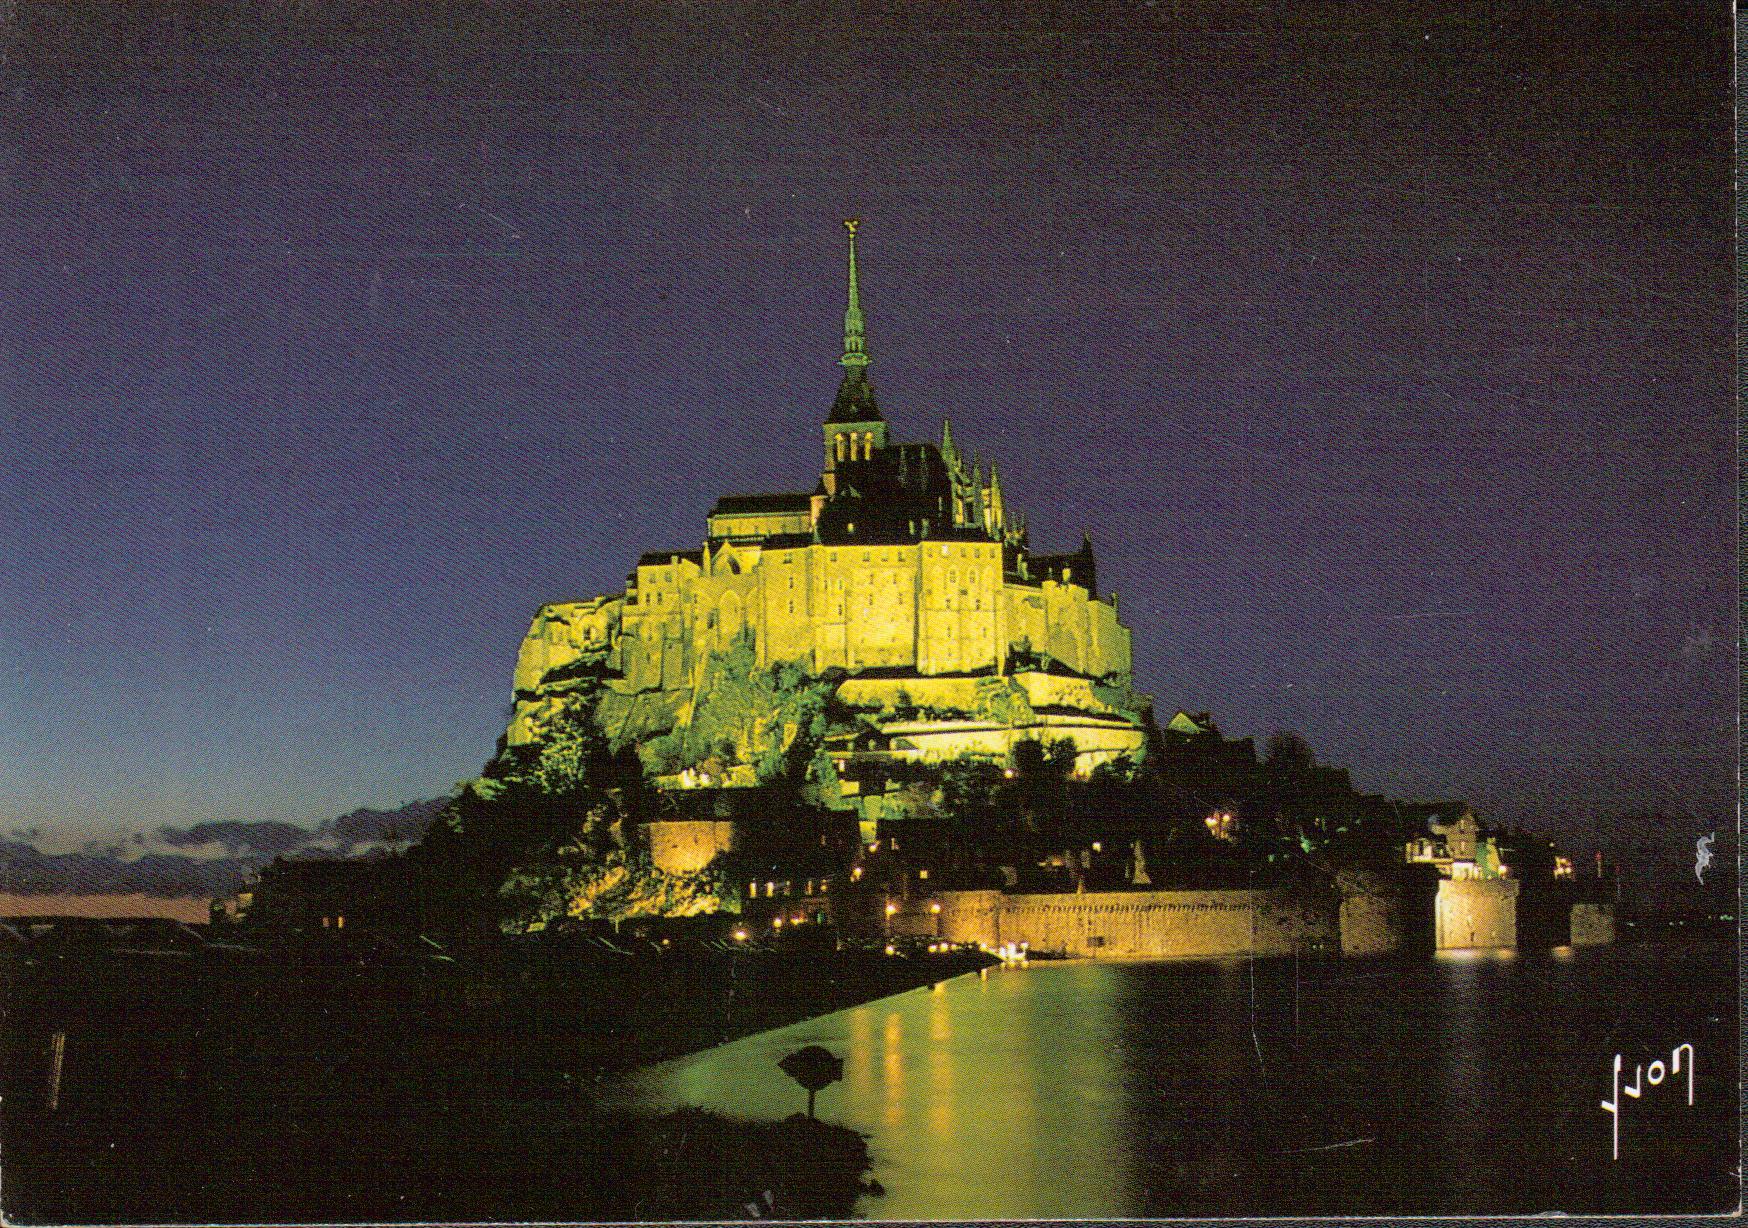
[0,800,449,900]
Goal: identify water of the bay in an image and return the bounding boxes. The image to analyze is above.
[601,941,1737,1219]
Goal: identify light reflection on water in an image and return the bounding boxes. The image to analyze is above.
[602,962,1135,1218]
[1434,948,1499,1207]
[597,946,1734,1220]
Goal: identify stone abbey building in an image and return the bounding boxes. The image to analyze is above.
[509,222,1149,775]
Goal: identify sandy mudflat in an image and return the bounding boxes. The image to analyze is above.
[0,893,209,922]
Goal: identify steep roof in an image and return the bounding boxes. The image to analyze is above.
[709,493,813,516]
[636,549,704,568]
[814,441,967,544]
[826,369,883,424]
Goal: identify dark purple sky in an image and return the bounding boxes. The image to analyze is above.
[1,2,1733,883]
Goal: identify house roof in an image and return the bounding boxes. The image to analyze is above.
[709,492,814,517]
[636,549,704,568]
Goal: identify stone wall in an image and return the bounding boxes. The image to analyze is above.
[527,536,1133,704]
[645,820,738,876]
[874,715,1148,769]
[880,881,1538,959]
[1338,890,1408,956]
[1434,878,1519,949]
[887,888,1004,946]
[891,888,1342,958]
[509,537,1141,757]
[1570,900,1616,946]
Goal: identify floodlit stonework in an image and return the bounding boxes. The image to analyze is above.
[888,888,1345,959]
[1434,878,1519,950]
[507,222,1149,778]
[646,820,739,876]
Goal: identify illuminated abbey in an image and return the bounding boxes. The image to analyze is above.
[508,223,1150,783]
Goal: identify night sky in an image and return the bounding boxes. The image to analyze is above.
[1,2,1733,890]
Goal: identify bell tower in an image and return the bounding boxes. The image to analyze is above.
[823,219,887,494]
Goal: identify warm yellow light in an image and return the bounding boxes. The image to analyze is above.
[885,902,898,916]
[791,914,804,924]
[1003,768,1016,780]
[930,902,942,914]
[868,841,880,852]
[884,944,896,955]
[732,929,749,941]
[772,916,784,928]
[918,868,928,880]
[1091,842,1102,853]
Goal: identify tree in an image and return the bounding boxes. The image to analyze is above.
[1044,736,1080,780]
[779,1046,844,1120]
[1011,738,1048,779]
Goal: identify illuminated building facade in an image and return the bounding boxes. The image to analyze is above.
[1404,808,1506,881]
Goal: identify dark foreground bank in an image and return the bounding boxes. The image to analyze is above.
[0,926,987,1222]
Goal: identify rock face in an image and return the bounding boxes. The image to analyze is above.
[647,821,738,876]
[504,584,1150,794]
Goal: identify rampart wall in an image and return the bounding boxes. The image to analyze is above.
[1339,889,1415,956]
[891,888,1343,958]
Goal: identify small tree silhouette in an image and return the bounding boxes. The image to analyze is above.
[778,1045,843,1120]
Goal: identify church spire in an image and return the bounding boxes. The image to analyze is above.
[826,220,882,425]
[840,218,870,371]
[823,219,884,472]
